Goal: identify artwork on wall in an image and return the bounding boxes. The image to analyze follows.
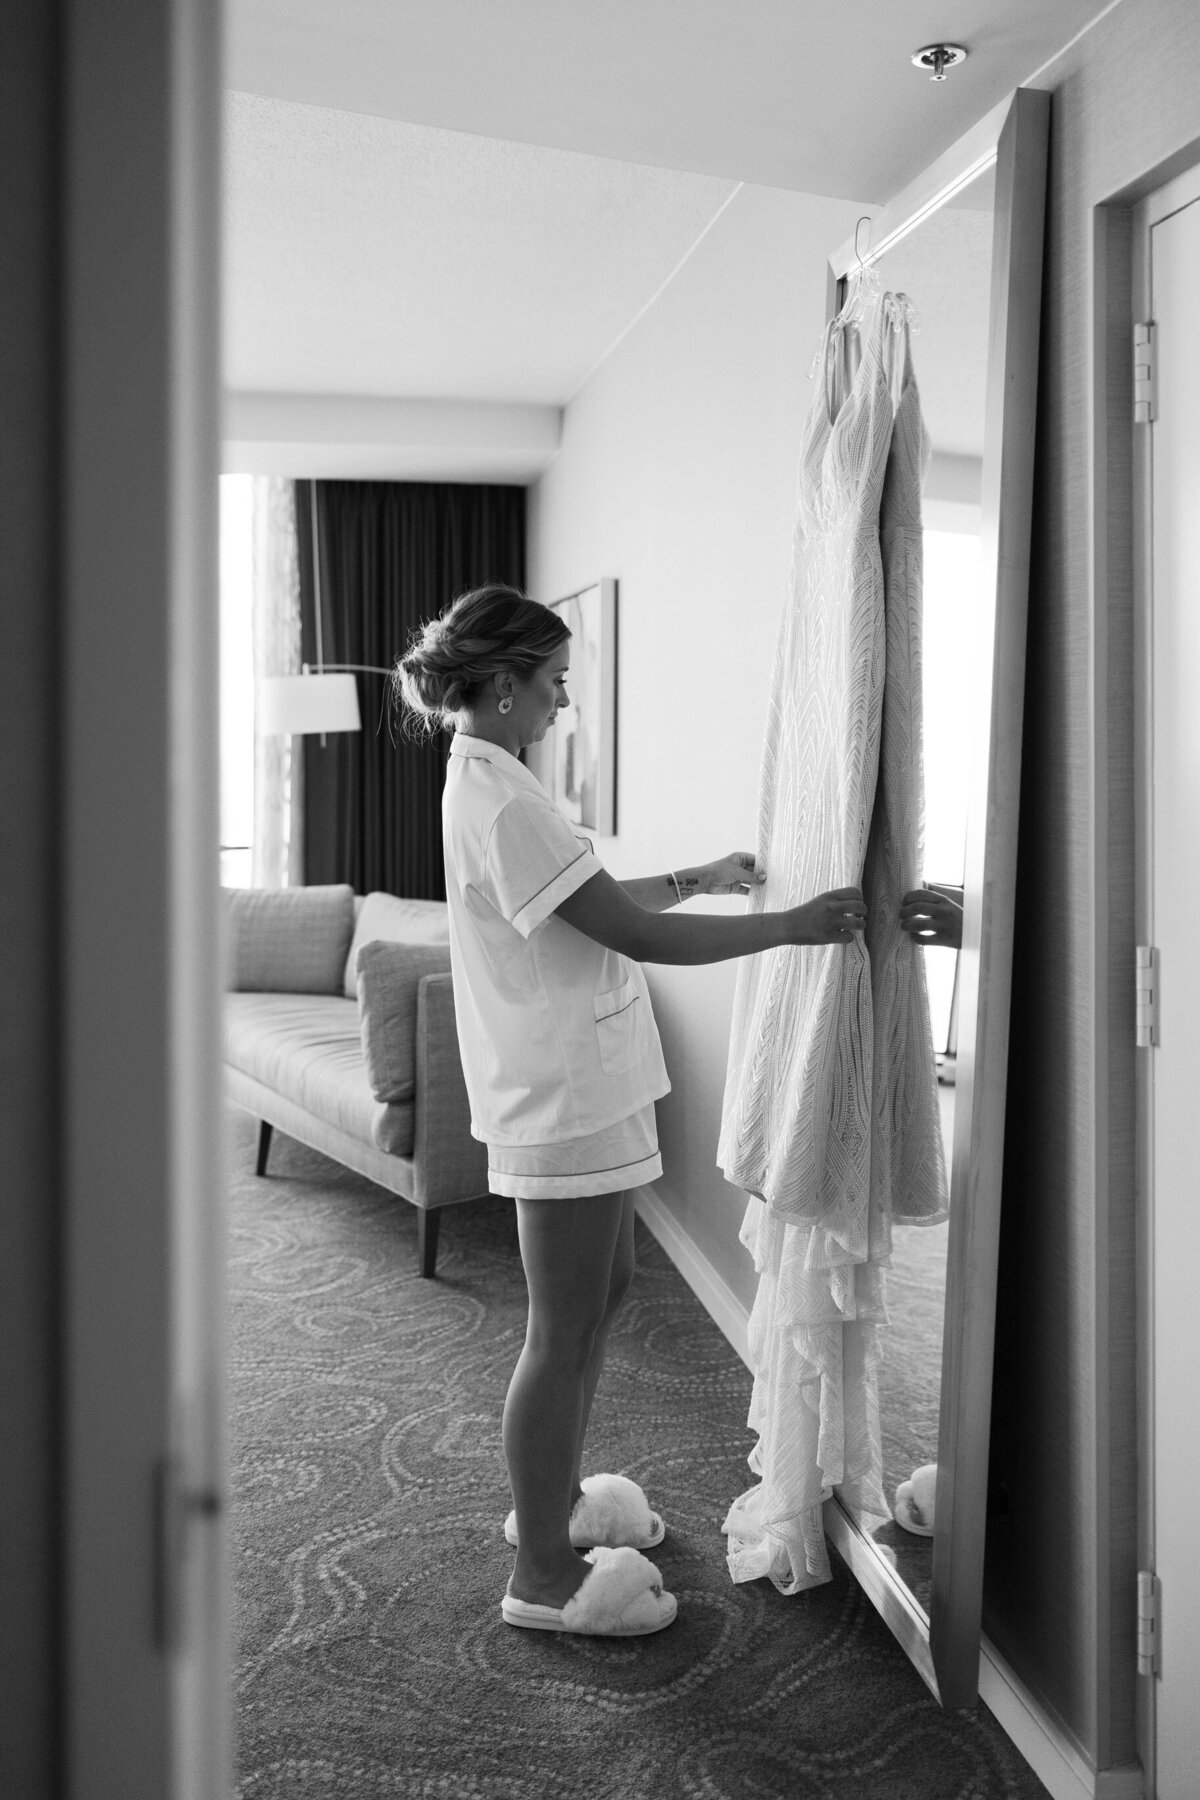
[527,578,617,837]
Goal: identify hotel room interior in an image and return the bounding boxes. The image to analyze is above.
[6,1,1200,1795]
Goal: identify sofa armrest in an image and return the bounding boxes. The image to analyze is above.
[411,972,489,1206]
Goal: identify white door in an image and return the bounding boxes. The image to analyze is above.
[1138,170,1200,1800]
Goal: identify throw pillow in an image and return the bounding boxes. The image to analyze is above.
[224,883,355,994]
[356,939,453,1105]
[342,891,451,997]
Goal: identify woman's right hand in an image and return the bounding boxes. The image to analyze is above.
[782,885,866,945]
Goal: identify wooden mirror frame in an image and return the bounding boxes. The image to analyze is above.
[820,86,1050,1710]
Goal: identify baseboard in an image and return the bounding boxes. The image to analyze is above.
[978,1638,1144,1800]
[632,1181,750,1366]
[631,1183,1144,1800]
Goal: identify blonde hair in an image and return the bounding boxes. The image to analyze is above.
[395,584,569,733]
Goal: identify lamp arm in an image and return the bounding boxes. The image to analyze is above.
[301,661,393,677]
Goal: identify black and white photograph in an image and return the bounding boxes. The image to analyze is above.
[7,5,1198,1799]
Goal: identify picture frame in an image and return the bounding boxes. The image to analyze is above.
[527,578,617,836]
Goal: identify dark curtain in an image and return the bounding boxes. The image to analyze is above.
[295,480,525,898]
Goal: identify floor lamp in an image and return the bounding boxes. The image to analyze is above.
[257,481,390,741]
[253,482,391,889]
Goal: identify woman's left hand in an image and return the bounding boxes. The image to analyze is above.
[900,886,963,948]
[701,852,766,896]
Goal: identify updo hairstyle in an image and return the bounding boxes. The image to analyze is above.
[395,584,570,733]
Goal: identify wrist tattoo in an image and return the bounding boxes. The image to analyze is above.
[668,871,701,903]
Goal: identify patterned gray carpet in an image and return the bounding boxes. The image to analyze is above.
[228,1109,1048,1799]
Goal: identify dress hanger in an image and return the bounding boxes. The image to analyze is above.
[812,217,882,414]
[841,216,882,326]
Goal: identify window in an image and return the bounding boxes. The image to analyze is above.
[220,474,254,886]
[922,527,982,1050]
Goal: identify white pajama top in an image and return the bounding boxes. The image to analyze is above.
[442,734,670,1147]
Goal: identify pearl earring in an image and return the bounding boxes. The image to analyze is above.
[498,695,513,715]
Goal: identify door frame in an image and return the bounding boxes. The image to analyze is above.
[60,0,228,1792]
[1130,156,1200,1800]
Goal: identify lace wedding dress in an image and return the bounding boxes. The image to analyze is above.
[719,292,948,1592]
[863,323,948,1236]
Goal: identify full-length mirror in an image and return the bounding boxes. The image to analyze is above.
[819,87,1049,1708]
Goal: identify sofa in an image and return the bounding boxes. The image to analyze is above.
[222,883,489,1277]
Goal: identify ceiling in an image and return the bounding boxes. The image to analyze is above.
[223,0,1118,478]
[224,94,737,404]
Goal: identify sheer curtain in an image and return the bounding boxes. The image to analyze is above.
[251,476,303,888]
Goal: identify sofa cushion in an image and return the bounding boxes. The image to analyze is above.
[342,891,450,997]
[224,992,414,1156]
[225,884,355,995]
[356,939,454,1107]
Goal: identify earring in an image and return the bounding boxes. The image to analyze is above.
[498,695,513,715]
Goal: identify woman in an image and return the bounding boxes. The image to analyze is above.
[397,584,866,1640]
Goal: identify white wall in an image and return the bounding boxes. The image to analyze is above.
[528,182,865,1307]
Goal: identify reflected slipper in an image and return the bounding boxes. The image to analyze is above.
[501,1546,677,1636]
[893,1463,937,1536]
[504,1473,666,1550]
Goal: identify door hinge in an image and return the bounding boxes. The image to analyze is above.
[1138,1569,1162,1677]
[1134,323,1157,423]
[1136,945,1159,1046]
[153,1453,222,1653]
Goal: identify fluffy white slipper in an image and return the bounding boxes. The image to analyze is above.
[504,1473,666,1550]
[500,1546,677,1636]
[893,1463,937,1536]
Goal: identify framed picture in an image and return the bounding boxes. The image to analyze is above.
[527,578,617,836]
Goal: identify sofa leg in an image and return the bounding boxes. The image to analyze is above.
[255,1120,274,1177]
[418,1207,441,1279]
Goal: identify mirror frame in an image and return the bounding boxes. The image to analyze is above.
[819,85,1050,1709]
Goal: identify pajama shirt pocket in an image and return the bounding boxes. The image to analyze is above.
[593,977,647,1075]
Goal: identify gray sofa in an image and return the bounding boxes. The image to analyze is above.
[222,883,489,1276]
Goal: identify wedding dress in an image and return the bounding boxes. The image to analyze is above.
[863,322,948,1236]
[719,291,948,1592]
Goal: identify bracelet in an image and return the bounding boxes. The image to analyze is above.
[669,871,684,906]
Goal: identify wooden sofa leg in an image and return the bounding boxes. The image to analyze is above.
[418,1207,441,1279]
[255,1120,274,1177]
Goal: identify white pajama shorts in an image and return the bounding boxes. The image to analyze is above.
[487,1101,662,1200]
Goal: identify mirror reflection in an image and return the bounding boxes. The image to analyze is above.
[838,167,994,1611]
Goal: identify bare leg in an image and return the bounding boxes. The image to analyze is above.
[570,1192,635,1501]
[504,1192,627,1609]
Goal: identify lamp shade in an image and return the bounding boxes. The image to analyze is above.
[257,672,361,736]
